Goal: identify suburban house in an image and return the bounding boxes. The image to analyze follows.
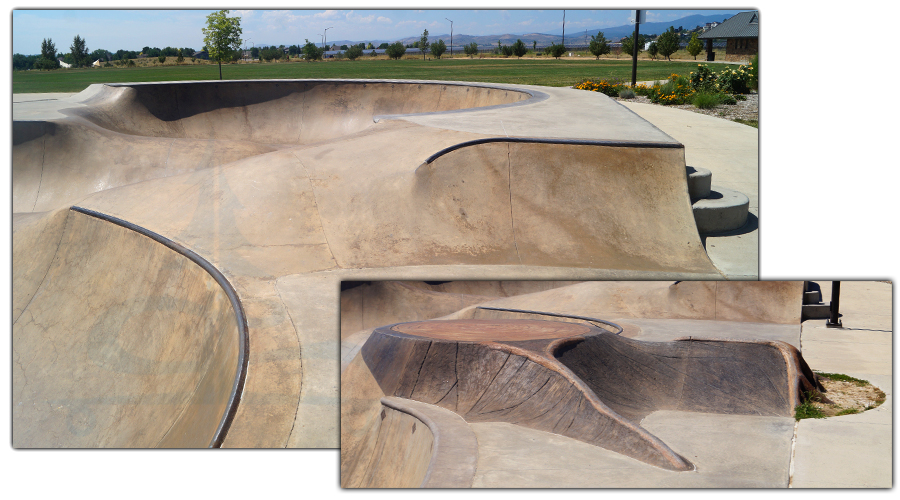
[698,11,758,62]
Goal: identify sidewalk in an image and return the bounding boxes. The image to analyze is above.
[792,281,893,488]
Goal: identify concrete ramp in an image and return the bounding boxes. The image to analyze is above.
[12,208,247,447]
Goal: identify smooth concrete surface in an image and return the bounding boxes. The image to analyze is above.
[471,411,793,488]
[792,281,892,488]
[13,81,756,447]
[622,102,758,279]
[692,186,750,233]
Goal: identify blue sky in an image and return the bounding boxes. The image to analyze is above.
[12,7,745,54]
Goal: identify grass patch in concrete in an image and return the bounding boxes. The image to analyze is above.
[794,372,887,420]
[733,118,758,128]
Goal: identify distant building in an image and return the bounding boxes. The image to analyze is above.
[698,11,758,62]
[193,50,209,60]
[92,59,102,67]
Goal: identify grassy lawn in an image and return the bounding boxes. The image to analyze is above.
[14,57,721,93]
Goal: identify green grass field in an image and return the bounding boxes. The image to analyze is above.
[13,57,722,93]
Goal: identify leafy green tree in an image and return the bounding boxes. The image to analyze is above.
[464,42,478,58]
[419,29,430,60]
[70,35,89,67]
[687,32,703,60]
[500,44,513,57]
[430,39,447,59]
[302,40,323,61]
[533,40,537,51]
[158,55,166,64]
[385,41,406,60]
[250,47,259,58]
[656,27,679,61]
[512,39,527,58]
[589,31,610,59]
[202,9,243,80]
[620,34,646,58]
[346,45,363,60]
[647,42,658,60]
[176,49,185,63]
[36,38,60,70]
[547,42,566,59]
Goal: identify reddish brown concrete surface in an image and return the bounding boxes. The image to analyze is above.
[13,80,729,448]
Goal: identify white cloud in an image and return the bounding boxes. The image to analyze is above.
[234,10,253,18]
[345,11,375,24]
[377,16,392,24]
[314,10,340,20]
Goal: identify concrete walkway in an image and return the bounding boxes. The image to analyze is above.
[792,281,892,488]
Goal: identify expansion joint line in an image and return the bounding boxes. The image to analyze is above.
[32,135,47,212]
[290,151,337,268]
[274,280,303,448]
[13,206,71,326]
[506,142,521,264]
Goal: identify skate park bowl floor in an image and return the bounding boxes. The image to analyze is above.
[13,80,754,448]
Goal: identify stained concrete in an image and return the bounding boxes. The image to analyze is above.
[13,80,757,448]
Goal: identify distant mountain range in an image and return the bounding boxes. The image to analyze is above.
[324,12,744,49]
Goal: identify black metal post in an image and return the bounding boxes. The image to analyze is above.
[631,10,640,86]
[826,281,842,328]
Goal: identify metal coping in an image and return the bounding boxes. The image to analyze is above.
[475,306,623,335]
[425,137,683,164]
[100,78,549,122]
[70,206,249,449]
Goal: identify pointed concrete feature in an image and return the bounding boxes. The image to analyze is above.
[14,80,756,448]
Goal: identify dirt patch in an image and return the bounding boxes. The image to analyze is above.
[809,373,886,417]
[615,93,759,123]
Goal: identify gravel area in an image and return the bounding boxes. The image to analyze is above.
[614,92,758,122]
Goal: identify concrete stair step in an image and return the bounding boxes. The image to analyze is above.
[692,186,749,234]
[686,166,712,200]
[801,303,831,320]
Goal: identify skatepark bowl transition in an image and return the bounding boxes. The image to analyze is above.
[13,79,757,448]
[339,280,892,488]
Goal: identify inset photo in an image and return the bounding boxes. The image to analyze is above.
[340,280,891,488]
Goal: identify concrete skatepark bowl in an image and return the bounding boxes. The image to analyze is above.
[14,79,746,448]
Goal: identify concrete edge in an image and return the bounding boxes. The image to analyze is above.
[70,206,249,448]
[423,137,684,164]
[380,396,478,488]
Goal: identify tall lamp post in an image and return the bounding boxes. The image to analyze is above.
[324,26,333,50]
[445,17,453,56]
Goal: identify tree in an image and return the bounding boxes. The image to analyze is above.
[647,42,658,60]
[533,40,537,51]
[302,40,323,61]
[430,39,447,59]
[588,31,610,59]
[385,41,406,60]
[70,35,89,68]
[158,55,166,64]
[464,42,478,58]
[250,47,259,58]
[686,32,703,60]
[36,38,60,70]
[177,49,185,64]
[419,29,429,60]
[656,27,679,61]
[512,39,527,58]
[620,34,646,58]
[547,42,566,59]
[346,45,363,60]
[202,9,243,80]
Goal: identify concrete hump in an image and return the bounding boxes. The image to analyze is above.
[348,318,820,480]
[12,208,247,448]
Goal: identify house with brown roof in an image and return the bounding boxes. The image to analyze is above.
[698,11,758,62]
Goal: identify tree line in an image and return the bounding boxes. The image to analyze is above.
[12,34,205,71]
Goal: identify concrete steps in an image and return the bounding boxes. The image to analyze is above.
[688,166,750,234]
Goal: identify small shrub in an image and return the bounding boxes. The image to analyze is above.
[618,88,636,99]
[718,65,752,94]
[749,55,758,90]
[632,83,652,96]
[648,79,694,105]
[574,78,626,97]
[689,64,717,91]
[720,94,737,105]
[692,91,723,109]
[158,55,166,64]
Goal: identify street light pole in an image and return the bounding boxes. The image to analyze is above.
[446,18,453,56]
[562,10,566,48]
[324,26,333,50]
